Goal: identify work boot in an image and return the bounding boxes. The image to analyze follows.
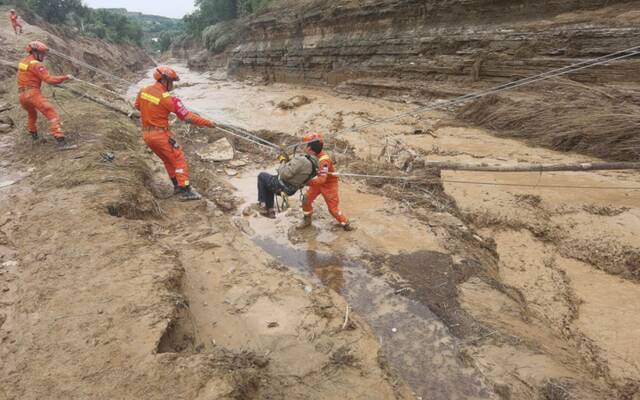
[171,177,180,195]
[178,186,202,201]
[296,215,312,230]
[342,222,356,232]
[259,207,276,219]
[56,137,77,151]
[30,132,39,141]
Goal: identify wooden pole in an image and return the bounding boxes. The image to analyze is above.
[425,161,640,172]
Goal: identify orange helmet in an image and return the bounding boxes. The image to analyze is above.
[303,132,324,145]
[153,66,180,82]
[26,41,49,54]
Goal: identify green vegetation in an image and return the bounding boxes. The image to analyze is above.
[81,9,144,45]
[6,0,272,53]
[12,0,144,45]
[99,9,184,53]
[185,0,274,35]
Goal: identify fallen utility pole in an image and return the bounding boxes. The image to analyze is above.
[425,161,640,172]
[59,86,134,117]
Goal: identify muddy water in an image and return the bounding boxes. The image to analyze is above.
[229,171,493,400]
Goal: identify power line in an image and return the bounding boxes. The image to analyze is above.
[337,45,640,133]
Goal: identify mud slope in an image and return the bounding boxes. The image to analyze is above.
[0,18,410,400]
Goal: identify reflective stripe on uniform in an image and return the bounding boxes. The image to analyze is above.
[175,169,184,173]
[319,155,330,162]
[141,92,161,105]
[18,63,29,71]
[162,92,170,98]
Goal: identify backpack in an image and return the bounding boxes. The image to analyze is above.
[302,154,319,185]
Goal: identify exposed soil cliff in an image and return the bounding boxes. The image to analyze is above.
[177,0,640,160]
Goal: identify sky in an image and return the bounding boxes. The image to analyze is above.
[83,0,196,19]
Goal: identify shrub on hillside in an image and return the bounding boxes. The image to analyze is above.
[202,21,237,53]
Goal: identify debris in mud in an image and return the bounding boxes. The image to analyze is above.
[515,193,542,207]
[277,95,312,110]
[582,204,629,216]
[330,346,359,368]
[379,138,418,171]
[233,216,255,236]
[197,137,235,162]
[106,191,163,220]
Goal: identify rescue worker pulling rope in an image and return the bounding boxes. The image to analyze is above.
[9,9,23,35]
[298,133,354,231]
[17,41,75,149]
[134,66,216,201]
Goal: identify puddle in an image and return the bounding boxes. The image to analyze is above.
[230,171,493,400]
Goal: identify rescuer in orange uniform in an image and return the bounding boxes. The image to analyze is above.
[17,41,74,149]
[135,66,215,201]
[298,132,354,231]
[9,10,23,35]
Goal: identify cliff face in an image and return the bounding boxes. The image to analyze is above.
[222,0,639,90]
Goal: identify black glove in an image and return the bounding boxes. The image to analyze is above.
[168,137,179,149]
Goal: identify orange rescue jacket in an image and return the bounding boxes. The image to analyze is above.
[134,82,212,130]
[309,151,338,186]
[17,55,68,90]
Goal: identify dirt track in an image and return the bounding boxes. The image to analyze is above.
[2,5,640,400]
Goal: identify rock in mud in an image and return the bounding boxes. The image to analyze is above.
[232,216,255,236]
[277,95,312,110]
[197,138,235,162]
[0,124,12,133]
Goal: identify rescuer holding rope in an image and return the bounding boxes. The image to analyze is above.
[135,66,215,201]
[17,41,75,149]
[298,133,354,231]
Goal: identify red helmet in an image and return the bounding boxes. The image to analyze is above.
[303,132,324,145]
[26,41,49,54]
[153,66,180,82]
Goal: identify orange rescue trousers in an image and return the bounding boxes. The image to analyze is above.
[19,89,64,138]
[12,22,22,34]
[303,182,349,225]
[144,130,190,187]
